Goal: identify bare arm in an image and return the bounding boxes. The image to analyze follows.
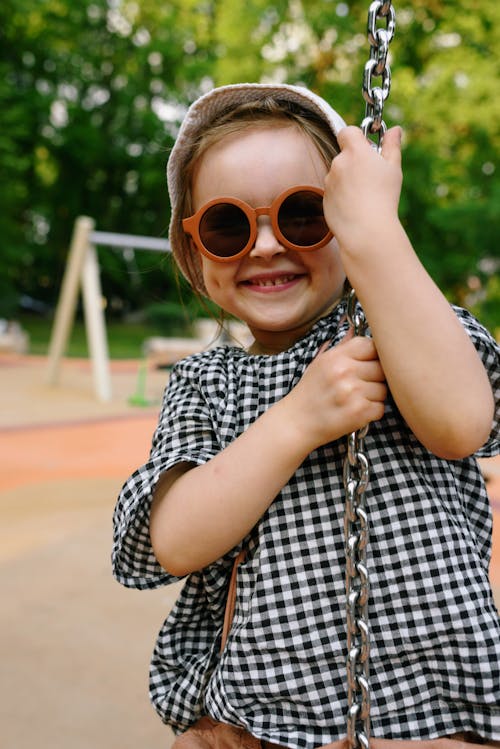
[323,126,494,459]
[150,334,386,576]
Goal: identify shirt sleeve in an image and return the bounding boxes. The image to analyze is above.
[112,358,222,589]
[454,306,500,457]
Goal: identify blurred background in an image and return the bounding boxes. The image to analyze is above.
[1,0,499,348]
[1,1,499,748]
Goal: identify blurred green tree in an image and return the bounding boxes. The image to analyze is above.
[0,0,217,316]
[1,0,498,331]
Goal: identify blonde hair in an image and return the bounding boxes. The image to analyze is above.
[175,97,340,295]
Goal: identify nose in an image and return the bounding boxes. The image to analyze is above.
[249,218,285,260]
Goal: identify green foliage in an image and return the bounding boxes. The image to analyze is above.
[470,273,500,338]
[1,0,498,332]
[144,301,193,336]
[19,312,160,358]
[1,0,202,312]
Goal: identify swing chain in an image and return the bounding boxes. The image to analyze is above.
[343,3,395,746]
[361,0,396,151]
[343,288,371,749]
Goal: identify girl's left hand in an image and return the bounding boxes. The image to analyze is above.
[323,125,403,256]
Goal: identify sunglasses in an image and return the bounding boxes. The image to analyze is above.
[182,185,333,262]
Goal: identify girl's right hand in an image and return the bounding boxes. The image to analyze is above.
[285,332,387,451]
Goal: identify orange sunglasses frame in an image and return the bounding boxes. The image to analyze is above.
[182,185,333,263]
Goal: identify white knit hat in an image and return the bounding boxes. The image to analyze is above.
[167,83,346,292]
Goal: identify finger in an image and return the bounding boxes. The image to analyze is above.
[358,359,386,383]
[323,334,379,361]
[366,381,387,403]
[380,126,402,167]
[336,125,370,152]
[342,335,380,361]
[316,326,354,356]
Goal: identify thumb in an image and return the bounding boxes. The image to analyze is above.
[381,126,402,166]
[316,327,353,357]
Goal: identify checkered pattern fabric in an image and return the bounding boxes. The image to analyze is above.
[112,301,500,747]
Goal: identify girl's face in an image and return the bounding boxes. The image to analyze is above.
[191,125,346,354]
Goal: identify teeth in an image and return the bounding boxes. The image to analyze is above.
[254,275,294,286]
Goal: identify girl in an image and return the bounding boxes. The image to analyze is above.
[112,83,499,748]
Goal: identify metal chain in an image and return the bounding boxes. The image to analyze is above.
[343,288,371,749]
[343,4,395,747]
[361,0,396,152]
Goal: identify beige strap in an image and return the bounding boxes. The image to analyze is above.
[220,549,246,653]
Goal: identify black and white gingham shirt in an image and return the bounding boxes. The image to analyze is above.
[113,301,500,748]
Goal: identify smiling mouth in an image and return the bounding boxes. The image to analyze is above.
[243,274,301,287]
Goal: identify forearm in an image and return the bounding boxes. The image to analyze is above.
[343,221,494,458]
[150,397,310,576]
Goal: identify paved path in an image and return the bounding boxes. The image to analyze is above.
[1,355,178,749]
[1,354,499,749]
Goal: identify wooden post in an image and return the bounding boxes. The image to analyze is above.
[46,218,170,402]
[81,242,112,401]
[45,216,95,386]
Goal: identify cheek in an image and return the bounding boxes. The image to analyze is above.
[313,240,345,278]
[313,242,346,301]
[200,256,230,295]
[200,256,215,288]
[331,240,345,274]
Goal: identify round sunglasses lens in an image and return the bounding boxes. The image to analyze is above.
[278,191,329,247]
[199,203,250,257]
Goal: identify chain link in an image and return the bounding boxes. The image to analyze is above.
[361,0,396,151]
